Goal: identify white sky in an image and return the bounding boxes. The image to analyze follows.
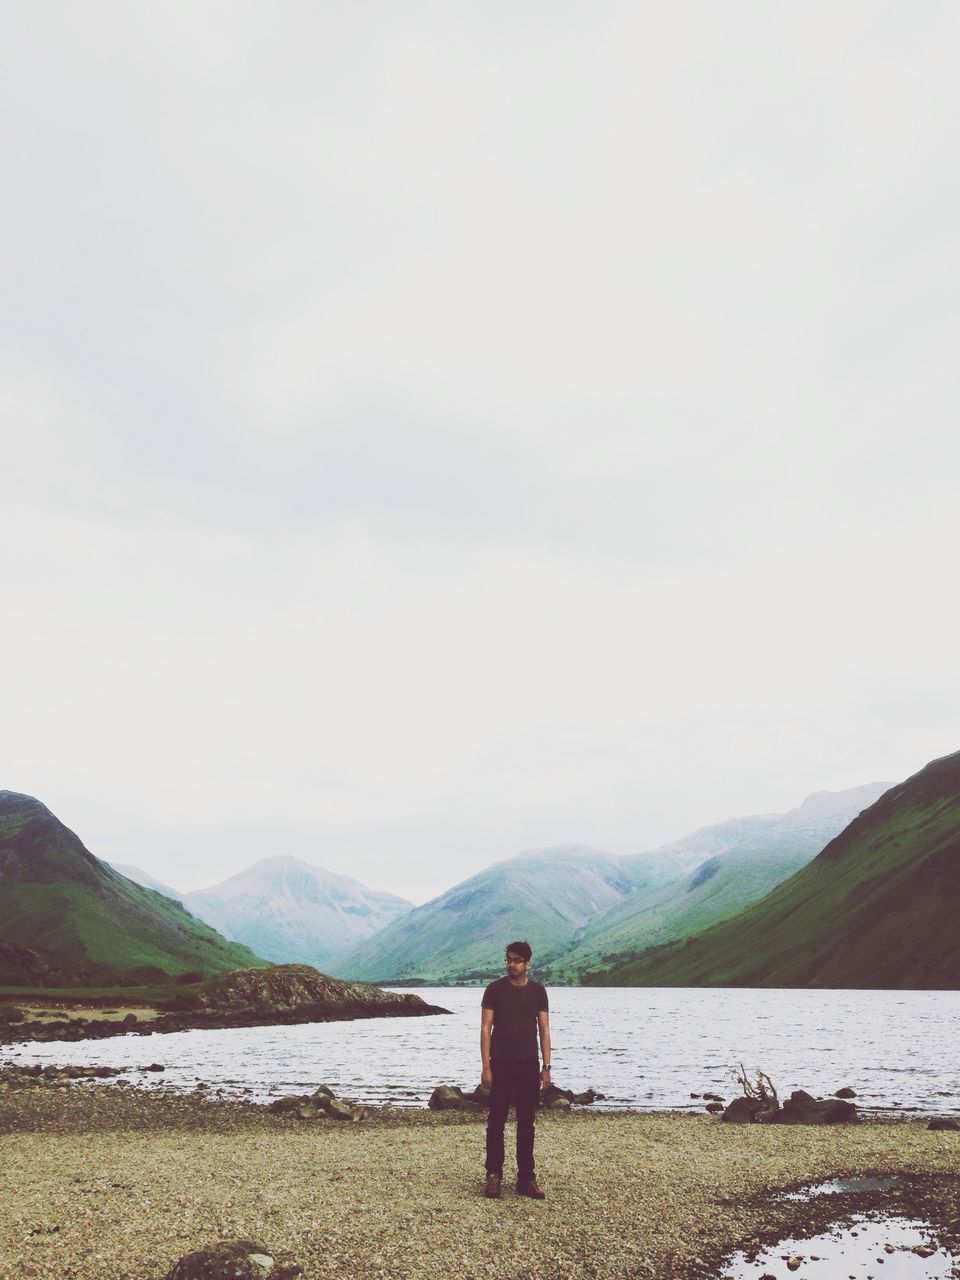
[2,2,958,904]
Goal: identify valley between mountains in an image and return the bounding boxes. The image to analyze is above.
[2,749,959,996]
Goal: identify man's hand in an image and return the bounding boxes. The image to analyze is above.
[480,1007,494,1092]
[539,1067,551,1091]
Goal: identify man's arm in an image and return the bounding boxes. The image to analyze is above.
[480,1006,494,1088]
[538,1009,551,1089]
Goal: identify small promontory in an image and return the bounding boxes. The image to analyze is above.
[198,964,446,1020]
[1,963,449,1044]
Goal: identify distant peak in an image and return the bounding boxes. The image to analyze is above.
[512,843,612,860]
[795,782,891,810]
[250,854,313,871]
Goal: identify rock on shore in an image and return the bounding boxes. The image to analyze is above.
[722,1088,859,1125]
[164,1238,302,1279]
[198,964,435,1016]
[428,1082,605,1111]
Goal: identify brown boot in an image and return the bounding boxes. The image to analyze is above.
[484,1172,502,1199]
[516,1178,546,1200]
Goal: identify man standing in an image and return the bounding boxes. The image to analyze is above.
[480,940,551,1200]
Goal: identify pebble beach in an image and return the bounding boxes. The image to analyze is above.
[2,1080,960,1280]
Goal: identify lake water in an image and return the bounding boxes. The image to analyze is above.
[6,987,960,1114]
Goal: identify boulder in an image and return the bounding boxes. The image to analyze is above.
[428,1085,474,1111]
[835,1086,857,1099]
[705,1102,724,1114]
[928,1118,960,1131]
[542,1083,604,1107]
[164,1238,302,1279]
[325,1097,363,1122]
[769,1090,858,1125]
[311,1085,335,1103]
[721,1097,763,1124]
[296,1103,325,1121]
[267,1096,301,1114]
[544,1095,571,1111]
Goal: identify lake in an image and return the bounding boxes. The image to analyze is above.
[7,987,960,1114]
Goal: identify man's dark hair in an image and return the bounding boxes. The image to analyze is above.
[505,940,532,962]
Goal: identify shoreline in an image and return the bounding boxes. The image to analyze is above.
[4,1046,957,1121]
[0,1000,450,1047]
[2,1081,959,1279]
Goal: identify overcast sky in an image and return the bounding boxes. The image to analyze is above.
[2,2,958,904]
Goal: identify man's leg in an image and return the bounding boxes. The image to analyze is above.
[514,1059,541,1185]
[485,1060,512,1177]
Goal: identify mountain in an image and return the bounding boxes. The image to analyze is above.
[0,939,127,988]
[332,844,654,985]
[109,863,184,903]
[0,791,266,981]
[541,783,888,981]
[183,856,414,969]
[335,785,887,986]
[588,752,960,988]
[624,812,786,882]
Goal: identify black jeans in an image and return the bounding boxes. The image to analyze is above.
[485,1058,540,1181]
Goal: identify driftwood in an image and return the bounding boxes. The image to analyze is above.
[732,1062,779,1121]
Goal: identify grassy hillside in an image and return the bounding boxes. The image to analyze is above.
[589,752,960,989]
[544,784,886,981]
[0,792,267,981]
[333,845,645,984]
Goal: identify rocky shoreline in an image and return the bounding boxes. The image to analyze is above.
[0,963,450,1045]
[0,996,449,1045]
[1,1068,960,1279]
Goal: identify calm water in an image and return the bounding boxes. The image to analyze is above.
[6,987,960,1114]
[719,1215,955,1280]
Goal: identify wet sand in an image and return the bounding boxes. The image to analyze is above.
[1,1083,959,1280]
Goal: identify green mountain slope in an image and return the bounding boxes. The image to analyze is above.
[544,784,887,981]
[589,751,960,989]
[331,845,647,984]
[0,791,267,980]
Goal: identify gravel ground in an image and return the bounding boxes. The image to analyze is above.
[1,1084,959,1280]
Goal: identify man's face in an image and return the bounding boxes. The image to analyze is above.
[505,951,530,980]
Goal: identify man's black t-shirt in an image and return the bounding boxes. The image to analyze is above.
[482,976,549,1064]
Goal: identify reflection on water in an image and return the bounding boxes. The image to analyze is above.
[718,1215,956,1279]
[7,987,960,1112]
[782,1176,906,1200]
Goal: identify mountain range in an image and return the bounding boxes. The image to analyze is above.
[588,750,960,988]
[538,783,888,982]
[181,856,413,969]
[0,791,264,983]
[330,781,885,984]
[4,755,953,992]
[328,844,655,984]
